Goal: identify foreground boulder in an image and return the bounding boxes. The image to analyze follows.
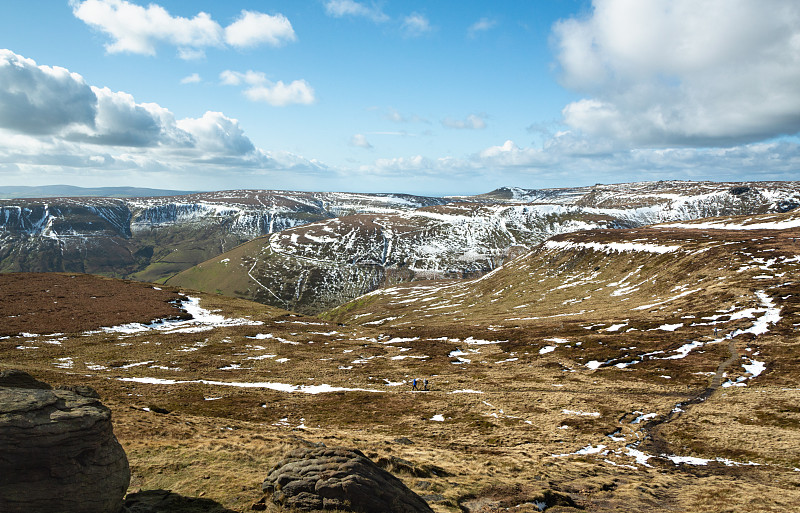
[262,446,434,512]
[0,370,130,513]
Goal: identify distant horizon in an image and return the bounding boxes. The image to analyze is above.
[1,1,798,194]
[3,178,800,201]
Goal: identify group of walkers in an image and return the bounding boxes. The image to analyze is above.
[410,378,429,391]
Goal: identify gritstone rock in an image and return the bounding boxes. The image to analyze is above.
[0,370,130,513]
[262,446,434,512]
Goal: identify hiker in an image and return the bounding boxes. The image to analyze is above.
[411,378,418,391]
[423,379,429,391]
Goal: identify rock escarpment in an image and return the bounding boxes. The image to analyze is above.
[261,446,434,512]
[0,370,130,513]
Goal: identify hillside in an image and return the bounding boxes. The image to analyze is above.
[171,180,800,314]
[4,212,800,511]
[0,190,446,282]
[168,201,621,313]
[325,210,800,330]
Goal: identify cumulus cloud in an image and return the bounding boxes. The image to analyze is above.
[350,134,372,149]
[67,86,188,147]
[0,50,97,135]
[552,0,800,147]
[71,0,295,59]
[221,70,315,106]
[442,114,487,130]
[478,140,545,167]
[402,13,432,37]
[244,80,315,106]
[176,111,254,156]
[224,10,296,48]
[467,17,497,38]
[0,49,326,181]
[324,0,388,23]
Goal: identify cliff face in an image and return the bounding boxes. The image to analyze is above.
[0,190,447,281]
[0,199,132,238]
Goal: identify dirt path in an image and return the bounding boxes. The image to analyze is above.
[641,337,739,456]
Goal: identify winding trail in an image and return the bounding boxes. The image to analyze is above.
[641,337,739,456]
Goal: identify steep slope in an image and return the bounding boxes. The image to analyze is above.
[326,210,800,329]
[0,198,140,275]
[173,181,800,314]
[168,202,623,314]
[0,190,447,281]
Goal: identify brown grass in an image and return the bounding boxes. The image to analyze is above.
[5,216,800,511]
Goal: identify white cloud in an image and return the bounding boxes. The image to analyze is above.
[224,10,296,48]
[219,70,267,86]
[244,80,315,106]
[467,17,497,38]
[324,0,388,23]
[552,0,800,147]
[71,0,295,59]
[345,134,800,188]
[176,111,254,156]
[370,155,431,174]
[180,73,201,84]
[176,48,206,60]
[71,0,221,57]
[0,49,97,135]
[402,13,432,37]
[442,114,487,130]
[478,140,545,167]
[0,50,326,182]
[350,134,372,149]
[222,70,315,106]
[66,86,191,148]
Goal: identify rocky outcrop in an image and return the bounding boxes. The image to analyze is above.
[0,370,130,513]
[261,446,434,512]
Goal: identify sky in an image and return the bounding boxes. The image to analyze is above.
[0,0,799,196]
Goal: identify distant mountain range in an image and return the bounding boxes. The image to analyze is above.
[3,180,797,314]
[0,185,197,199]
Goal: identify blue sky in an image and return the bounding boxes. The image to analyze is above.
[1,0,799,196]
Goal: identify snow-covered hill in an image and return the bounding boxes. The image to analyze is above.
[168,181,800,313]
[3,181,800,300]
[0,190,447,279]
